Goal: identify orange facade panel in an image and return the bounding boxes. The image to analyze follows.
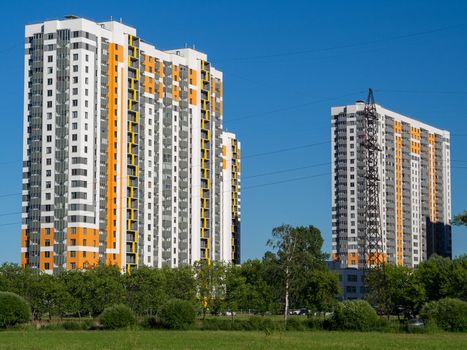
[189,68,197,86]
[39,228,54,247]
[347,251,358,266]
[172,84,180,101]
[21,229,27,266]
[143,55,155,73]
[189,88,197,106]
[144,75,155,94]
[21,229,28,248]
[67,227,99,270]
[172,65,179,82]
[107,44,119,262]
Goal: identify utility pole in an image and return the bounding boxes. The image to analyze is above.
[362,88,384,271]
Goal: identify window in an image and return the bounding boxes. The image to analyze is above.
[70,251,76,257]
[72,134,77,141]
[85,54,89,62]
[45,251,50,258]
[72,146,77,152]
[71,263,76,269]
[47,112,52,119]
[72,111,78,118]
[85,66,89,73]
[73,65,78,72]
[47,56,53,63]
[347,274,358,282]
[73,88,78,95]
[72,100,78,107]
[47,67,53,74]
[72,123,78,130]
[44,263,50,270]
[47,101,52,108]
[73,76,78,83]
[73,53,78,60]
[47,78,53,85]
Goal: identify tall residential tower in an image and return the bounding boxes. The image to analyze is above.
[331,101,451,269]
[21,16,240,273]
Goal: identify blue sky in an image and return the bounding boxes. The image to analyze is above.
[0,0,466,263]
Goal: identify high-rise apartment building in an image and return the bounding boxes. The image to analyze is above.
[331,101,451,269]
[221,132,241,264]
[21,16,240,273]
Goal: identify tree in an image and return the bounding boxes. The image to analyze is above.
[415,255,452,301]
[266,224,328,321]
[366,264,426,319]
[162,266,196,302]
[194,260,226,318]
[302,269,340,315]
[453,211,467,226]
[449,256,467,301]
[124,267,165,316]
[225,260,276,316]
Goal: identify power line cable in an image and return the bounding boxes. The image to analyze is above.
[227,91,364,123]
[242,141,330,160]
[217,24,464,63]
[242,172,330,190]
[243,162,330,179]
[375,88,467,95]
[0,212,21,217]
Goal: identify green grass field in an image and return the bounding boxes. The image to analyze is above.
[0,330,466,350]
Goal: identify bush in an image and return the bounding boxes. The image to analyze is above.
[62,321,82,330]
[286,317,307,331]
[159,299,196,329]
[420,298,467,332]
[306,316,324,330]
[82,318,99,330]
[141,316,161,329]
[99,304,136,329]
[329,300,379,331]
[0,292,31,328]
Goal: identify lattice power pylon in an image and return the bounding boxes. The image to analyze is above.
[362,88,384,270]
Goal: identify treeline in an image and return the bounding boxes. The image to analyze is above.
[366,254,467,319]
[0,225,340,320]
[0,224,466,325]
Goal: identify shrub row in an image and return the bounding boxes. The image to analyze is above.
[0,292,31,328]
[2,291,466,333]
[420,298,467,332]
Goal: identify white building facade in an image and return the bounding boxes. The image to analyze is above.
[331,102,451,269]
[21,16,240,273]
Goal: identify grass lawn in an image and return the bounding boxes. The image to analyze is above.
[0,330,466,350]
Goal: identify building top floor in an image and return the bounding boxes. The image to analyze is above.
[25,16,220,77]
[331,101,450,139]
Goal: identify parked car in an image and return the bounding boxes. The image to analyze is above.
[224,311,236,316]
[406,318,424,329]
